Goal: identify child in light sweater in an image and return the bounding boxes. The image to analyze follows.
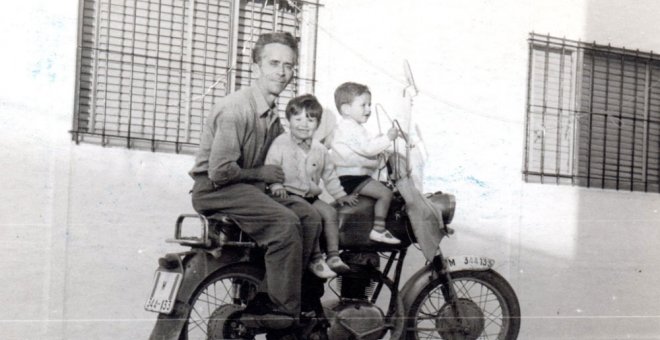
[265,94,358,278]
[330,82,401,245]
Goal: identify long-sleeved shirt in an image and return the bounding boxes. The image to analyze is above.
[265,133,347,200]
[330,118,391,177]
[189,85,284,187]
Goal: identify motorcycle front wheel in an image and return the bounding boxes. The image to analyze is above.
[183,264,263,340]
[406,270,520,340]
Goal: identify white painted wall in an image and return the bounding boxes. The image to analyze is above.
[1,0,659,339]
[314,0,660,339]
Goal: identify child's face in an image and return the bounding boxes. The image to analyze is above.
[342,93,372,124]
[288,110,319,141]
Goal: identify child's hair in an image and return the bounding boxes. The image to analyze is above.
[334,82,371,112]
[285,94,323,120]
[252,32,299,64]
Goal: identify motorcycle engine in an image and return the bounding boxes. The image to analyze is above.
[325,300,385,340]
[325,253,386,340]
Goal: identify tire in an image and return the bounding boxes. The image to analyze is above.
[182,264,264,340]
[406,270,520,340]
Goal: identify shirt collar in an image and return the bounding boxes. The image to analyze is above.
[249,85,274,118]
[289,133,312,148]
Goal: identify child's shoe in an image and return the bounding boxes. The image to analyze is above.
[369,229,401,244]
[326,255,350,273]
[309,258,337,278]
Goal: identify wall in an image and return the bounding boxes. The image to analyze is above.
[1,0,660,339]
[313,0,660,339]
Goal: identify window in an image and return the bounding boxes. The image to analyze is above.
[72,0,320,153]
[524,33,660,192]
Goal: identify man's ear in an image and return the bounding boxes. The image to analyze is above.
[251,62,261,78]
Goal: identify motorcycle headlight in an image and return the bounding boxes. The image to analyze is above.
[426,192,456,225]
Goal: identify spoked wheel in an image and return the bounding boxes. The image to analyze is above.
[183,264,264,340]
[407,270,520,340]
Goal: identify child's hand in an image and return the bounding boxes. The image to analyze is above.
[272,188,289,198]
[336,194,358,207]
[387,126,398,140]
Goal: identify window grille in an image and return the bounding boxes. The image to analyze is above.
[72,0,320,153]
[524,33,660,192]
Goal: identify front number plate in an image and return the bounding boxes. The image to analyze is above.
[144,271,182,314]
[444,255,495,272]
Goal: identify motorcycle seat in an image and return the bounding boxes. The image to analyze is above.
[336,195,412,251]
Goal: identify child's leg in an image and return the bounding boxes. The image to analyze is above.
[312,200,350,272]
[357,180,393,232]
[312,200,339,255]
[358,180,401,244]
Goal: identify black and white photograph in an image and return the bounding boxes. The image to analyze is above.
[2,0,660,339]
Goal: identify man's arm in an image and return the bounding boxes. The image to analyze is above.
[335,123,391,158]
[207,110,283,186]
[264,137,285,193]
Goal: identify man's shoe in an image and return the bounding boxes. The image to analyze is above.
[369,229,401,244]
[240,293,296,330]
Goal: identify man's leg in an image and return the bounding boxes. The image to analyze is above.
[191,178,303,316]
[272,195,322,268]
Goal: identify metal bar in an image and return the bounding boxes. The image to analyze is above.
[228,0,239,94]
[530,33,659,61]
[101,0,111,146]
[570,46,582,185]
[311,0,320,93]
[586,46,596,187]
[126,0,138,149]
[643,56,652,191]
[151,0,163,152]
[540,35,551,183]
[523,34,534,181]
[183,0,196,145]
[630,50,640,190]
[200,0,210,131]
[601,45,611,189]
[615,50,625,189]
[370,251,397,304]
[556,40,566,183]
[89,0,104,135]
[72,0,90,143]
[273,0,279,31]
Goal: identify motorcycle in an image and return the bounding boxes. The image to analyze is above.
[145,163,521,339]
[146,62,520,339]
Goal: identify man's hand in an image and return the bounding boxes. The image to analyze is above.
[258,165,285,184]
[272,188,289,198]
[336,194,358,207]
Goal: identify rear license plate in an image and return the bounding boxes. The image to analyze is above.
[144,270,182,314]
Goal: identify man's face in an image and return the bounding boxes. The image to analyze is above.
[253,43,296,97]
[341,93,372,124]
[288,110,318,141]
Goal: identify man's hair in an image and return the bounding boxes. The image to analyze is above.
[334,82,371,112]
[252,32,299,64]
[285,94,323,120]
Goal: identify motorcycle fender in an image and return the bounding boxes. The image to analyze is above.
[400,264,435,313]
[400,256,495,312]
[148,250,245,340]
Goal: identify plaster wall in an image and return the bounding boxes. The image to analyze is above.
[1,0,659,339]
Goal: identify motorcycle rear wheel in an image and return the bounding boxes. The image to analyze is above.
[406,270,520,340]
[182,264,264,340]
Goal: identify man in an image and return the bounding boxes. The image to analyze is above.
[188,32,322,326]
